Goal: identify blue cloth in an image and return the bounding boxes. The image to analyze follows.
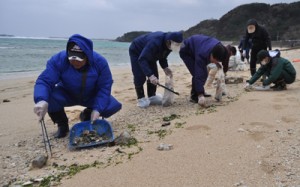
[179,34,220,94]
[34,34,121,115]
[129,31,173,86]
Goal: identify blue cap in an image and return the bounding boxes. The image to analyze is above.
[165,32,183,43]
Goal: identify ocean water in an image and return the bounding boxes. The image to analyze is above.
[0,37,181,80]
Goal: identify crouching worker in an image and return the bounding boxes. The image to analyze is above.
[33,34,122,138]
[129,31,183,108]
[245,50,296,91]
[179,34,228,107]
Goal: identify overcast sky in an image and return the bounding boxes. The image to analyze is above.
[0,0,297,39]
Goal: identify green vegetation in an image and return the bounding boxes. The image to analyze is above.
[116,2,300,43]
[163,114,180,122]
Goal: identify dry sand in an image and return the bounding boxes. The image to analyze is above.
[0,49,300,187]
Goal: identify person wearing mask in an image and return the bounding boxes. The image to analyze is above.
[33,34,122,138]
[245,50,296,91]
[129,31,183,108]
[242,19,272,76]
[179,34,228,107]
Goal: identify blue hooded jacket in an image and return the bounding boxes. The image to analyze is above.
[129,31,172,77]
[179,35,220,94]
[34,34,113,113]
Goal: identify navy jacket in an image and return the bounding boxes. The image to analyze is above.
[34,34,113,113]
[129,32,171,77]
[180,35,220,94]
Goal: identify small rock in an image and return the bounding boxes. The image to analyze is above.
[114,131,132,145]
[3,99,10,103]
[32,155,48,168]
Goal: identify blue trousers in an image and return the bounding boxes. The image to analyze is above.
[48,86,122,118]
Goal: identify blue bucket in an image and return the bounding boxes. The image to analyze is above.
[69,119,114,149]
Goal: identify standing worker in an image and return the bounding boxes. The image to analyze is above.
[242,19,272,76]
[129,31,183,108]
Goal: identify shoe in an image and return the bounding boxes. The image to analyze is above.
[149,94,162,105]
[189,96,198,103]
[273,84,287,91]
[54,125,69,138]
[204,93,211,97]
[270,84,279,89]
[137,97,150,108]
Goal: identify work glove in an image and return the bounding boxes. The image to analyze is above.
[242,50,246,57]
[90,110,100,124]
[34,101,48,121]
[198,95,207,107]
[163,67,173,78]
[148,75,159,85]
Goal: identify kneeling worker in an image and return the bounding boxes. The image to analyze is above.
[245,50,296,91]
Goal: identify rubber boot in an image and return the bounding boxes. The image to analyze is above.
[79,108,92,121]
[48,110,69,138]
[135,86,150,108]
[135,86,145,99]
[147,81,162,105]
[190,88,198,103]
[250,68,256,76]
[147,81,157,97]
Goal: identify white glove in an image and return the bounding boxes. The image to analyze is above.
[148,75,159,85]
[198,95,207,107]
[163,67,173,78]
[34,101,48,121]
[90,110,100,124]
[242,50,246,57]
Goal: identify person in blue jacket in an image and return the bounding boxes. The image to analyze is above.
[129,31,183,108]
[33,34,122,138]
[179,34,228,107]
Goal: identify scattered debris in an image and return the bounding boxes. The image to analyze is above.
[157,143,173,151]
[225,77,243,84]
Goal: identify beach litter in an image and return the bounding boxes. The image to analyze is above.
[157,143,173,151]
[69,119,114,149]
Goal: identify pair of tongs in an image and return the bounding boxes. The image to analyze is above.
[40,119,52,157]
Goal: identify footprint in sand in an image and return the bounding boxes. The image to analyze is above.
[286,97,298,102]
[249,122,272,128]
[186,125,211,131]
[272,104,288,110]
[281,116,297,123]
[248,131,265,141]
[248,99,260,102]
[272,97,283,102]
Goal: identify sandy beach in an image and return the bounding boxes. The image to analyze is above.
[1,49,300,187]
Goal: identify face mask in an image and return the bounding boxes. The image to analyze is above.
[261,60,268,65]
[169,41,181,53]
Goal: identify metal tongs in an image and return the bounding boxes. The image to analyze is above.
[40,118,52,157]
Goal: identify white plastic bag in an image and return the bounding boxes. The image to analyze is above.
[215,64,226,101]
[162,76,175,107]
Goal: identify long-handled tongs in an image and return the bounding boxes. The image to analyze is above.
[40,118,52,157]
[157,83,180,95]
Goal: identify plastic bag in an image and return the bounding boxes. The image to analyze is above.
[162,76,175,107]
[215,64,226,101]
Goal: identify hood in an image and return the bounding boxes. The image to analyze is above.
[66,34,94,64]
[247,19,258,27]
